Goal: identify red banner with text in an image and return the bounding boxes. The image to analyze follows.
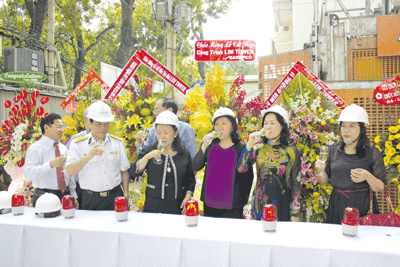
[60,70,93,109]
[136,49,190,95]
[104,52,141,101]
[374,76,400,105]
[264,61,346,109]
[195,40,256,61]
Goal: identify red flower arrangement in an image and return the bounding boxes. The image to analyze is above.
[0,90,49,167]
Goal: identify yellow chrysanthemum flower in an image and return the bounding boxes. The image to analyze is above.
[374,135,381,143]
[313,192,320,198]
[384,156,390,166]
[375,145,382,152]
[326,189,332,195]
[321,120,326,125]
[395,155,400,164]
[392,178,399,184]
[389,135,395,141]
[136,99,144,107]
[318,108,323,113]
[385,141,393,148]
[329,118,335,123]
[225,101,229,106]
[140,108,151,117]
[389,126,398,133]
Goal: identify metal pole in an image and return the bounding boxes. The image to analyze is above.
[47,0,55,85]
[166,20,176,100]
[335,0,354,24]
[365,0,371,15]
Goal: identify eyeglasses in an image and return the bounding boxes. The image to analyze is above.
[49,125,64,130]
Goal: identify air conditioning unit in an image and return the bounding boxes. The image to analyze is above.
[4,47,45,73]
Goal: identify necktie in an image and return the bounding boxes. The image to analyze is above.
[54,142,66,193]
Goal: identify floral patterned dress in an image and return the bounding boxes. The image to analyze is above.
[238,143,301,221]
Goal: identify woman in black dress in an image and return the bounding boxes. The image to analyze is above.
[316,104,386,224]
[129,110,196,214]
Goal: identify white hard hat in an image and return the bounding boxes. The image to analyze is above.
[0,191,12,209]
[35,193,62,214]
[212,107,237,124]
[87,101,115,122]
[261,105,289,127]
[155,110,180,129]
[338,104,369,126]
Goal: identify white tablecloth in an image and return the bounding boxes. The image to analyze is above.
[1,208,400,267]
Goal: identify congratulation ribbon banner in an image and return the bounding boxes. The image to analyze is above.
[61,50,190,107]
[374,76,400,105]
[104,52,142,101]
[264,61,346,109]
[61,69,116,109]
[195,40,256,62]
[60,70,94,109]
[136,50,190,95]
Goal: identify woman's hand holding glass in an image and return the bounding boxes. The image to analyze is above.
[201,131,220,151]
[316,145,328,177]
[247,129,270,150]
[153,140,164,164]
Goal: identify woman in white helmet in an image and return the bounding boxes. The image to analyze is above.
[315,104,386,224]
[192,107,254,219]
[129,110,196,214]
[239,105,301,222]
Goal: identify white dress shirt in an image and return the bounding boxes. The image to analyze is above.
[24,135,77,198]
[66,133,130,192]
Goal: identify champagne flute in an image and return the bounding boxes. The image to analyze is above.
[318,145,328,176]
[254,128,270,140]
[205,131,220,145]
[96,139,105,155]
[153,140,164,164]
[141,128,149,144]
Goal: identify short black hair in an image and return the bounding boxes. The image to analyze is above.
[161,97,178,114]
[40,113,62,134]
[261,111,289,146]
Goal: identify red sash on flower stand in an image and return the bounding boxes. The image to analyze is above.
[4,163,25,194]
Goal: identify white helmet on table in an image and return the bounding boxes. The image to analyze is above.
[338,104,369,126]
[87,101,115,122]
[35,193,62,217]
[155,110,180,129]
[0,191,12,214]
[212,107,237,124]
[261,105,289,127]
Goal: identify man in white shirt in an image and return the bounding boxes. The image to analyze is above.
[66,101,130,210]
[25,113,77,207]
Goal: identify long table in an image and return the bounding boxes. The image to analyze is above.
[1,208,400,267]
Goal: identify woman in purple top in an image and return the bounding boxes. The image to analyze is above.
[192,108,254,219]
[316,104,386,224]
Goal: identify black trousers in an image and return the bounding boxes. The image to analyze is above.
[81,185,123,211]
[76,182,83,209]
[32,188,70,207]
